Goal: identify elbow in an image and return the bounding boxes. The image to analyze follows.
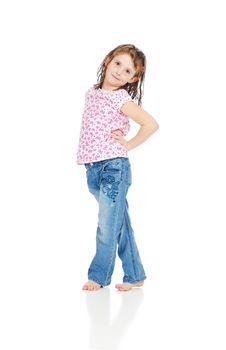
[148,120,159,134]
[153,120,159,131]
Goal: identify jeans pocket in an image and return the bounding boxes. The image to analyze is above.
[101,159,123,201]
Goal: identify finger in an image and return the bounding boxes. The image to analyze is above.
[111,133,121,139]
[112,129,123,135]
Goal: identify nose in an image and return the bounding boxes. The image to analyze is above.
[116,67,123,76]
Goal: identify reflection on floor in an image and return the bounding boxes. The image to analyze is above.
[85,288,144,350]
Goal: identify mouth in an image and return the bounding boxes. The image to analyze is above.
[112,74,120,81]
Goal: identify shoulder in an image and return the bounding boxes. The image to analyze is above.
[118,88,131,100]
[113,89,132,110]
[85,86,96,95]
[84,86,99,103]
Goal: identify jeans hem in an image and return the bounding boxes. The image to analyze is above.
[88,276,108,287]
[123,276,147,283]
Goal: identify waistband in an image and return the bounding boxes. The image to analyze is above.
[84,157,129,168]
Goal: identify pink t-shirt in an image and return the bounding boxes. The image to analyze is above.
[77,87,132,164]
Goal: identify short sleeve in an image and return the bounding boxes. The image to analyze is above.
[117,89,132,110]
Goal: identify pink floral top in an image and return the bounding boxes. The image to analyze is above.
[77,87,132,164]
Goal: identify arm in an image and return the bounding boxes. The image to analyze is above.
[112,101,159,150]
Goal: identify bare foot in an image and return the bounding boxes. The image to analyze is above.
[115,281,144,291]
[82,280,102,291]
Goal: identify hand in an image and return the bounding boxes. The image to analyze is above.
[111,129,128,149]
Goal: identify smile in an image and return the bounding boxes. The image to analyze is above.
[112,74,120,81]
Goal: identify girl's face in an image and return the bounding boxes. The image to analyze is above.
[102,53,137,90]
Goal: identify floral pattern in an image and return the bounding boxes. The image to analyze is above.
[77,87,132,164]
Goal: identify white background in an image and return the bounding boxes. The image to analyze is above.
[0,0,226,349]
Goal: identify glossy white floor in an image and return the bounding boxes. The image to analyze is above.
[1,223,226,350]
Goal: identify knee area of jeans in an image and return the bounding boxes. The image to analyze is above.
[97,225,117,245]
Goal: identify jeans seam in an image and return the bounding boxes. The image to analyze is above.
[103,241,117,286]
[127,226,139,281]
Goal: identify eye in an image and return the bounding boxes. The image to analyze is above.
[126,69,131,74]
[115,61,120,66]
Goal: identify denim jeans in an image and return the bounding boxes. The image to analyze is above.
[85,157,146,287]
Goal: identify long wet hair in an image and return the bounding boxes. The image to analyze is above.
[94,44,146,106]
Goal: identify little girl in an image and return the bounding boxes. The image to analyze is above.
[77,44,159,291]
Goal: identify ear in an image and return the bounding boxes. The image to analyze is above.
[130,76,139,83]
[104,57,111,66]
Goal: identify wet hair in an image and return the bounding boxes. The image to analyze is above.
[94,44,146,106]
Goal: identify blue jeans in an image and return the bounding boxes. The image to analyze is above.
[85,157,146,286]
